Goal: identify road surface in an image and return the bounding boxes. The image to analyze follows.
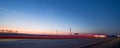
[78,38,120,48]
[0,38,117,48]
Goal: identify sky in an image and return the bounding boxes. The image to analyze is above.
[0,0,120,35]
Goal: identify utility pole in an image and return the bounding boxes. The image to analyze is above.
[56,30,58,35]
[50,31,52,35]
[70,28,71,35]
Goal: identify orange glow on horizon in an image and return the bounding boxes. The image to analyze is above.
[0,26,70,35]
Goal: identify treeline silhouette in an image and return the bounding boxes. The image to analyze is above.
[0,29,18,33]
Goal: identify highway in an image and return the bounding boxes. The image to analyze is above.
[78,38,120,48]
[0,38,116,48]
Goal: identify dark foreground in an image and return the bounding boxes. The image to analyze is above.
[0,38,119,48]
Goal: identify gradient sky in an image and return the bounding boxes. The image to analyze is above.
[0,0,120,35]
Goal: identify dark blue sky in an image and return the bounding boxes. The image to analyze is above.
[0,0,120,35]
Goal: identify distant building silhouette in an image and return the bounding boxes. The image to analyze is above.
[75,33,78,35]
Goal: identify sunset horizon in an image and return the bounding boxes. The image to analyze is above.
[0,0,120,35]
